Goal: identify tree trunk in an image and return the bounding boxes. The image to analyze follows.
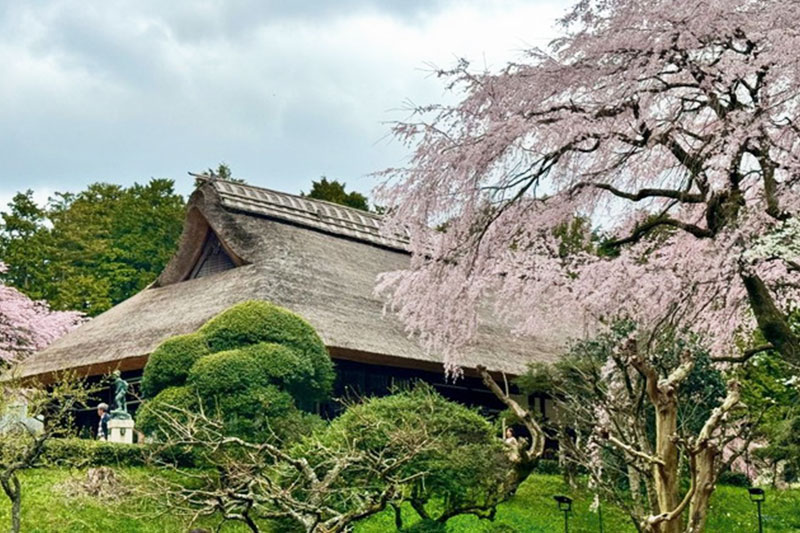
[1,473,21,533]
[651,403,682,533]
[627,464,646,519]
[742,272,800,364]
[685,447,717,533]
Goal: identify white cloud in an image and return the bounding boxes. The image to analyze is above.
[0,0,569,202]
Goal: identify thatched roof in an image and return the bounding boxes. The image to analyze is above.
[16,179,564,380]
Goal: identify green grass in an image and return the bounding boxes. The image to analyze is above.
[1,468,799,532]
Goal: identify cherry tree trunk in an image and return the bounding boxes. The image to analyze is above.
[1,473,22,533]
[742,273,800,364]
[685,447,717,533]
[651,403,682,533]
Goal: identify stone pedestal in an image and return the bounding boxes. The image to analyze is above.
[108,418,135,444]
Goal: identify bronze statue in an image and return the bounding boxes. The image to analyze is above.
[110,370,131,420]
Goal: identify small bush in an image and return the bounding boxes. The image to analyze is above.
[141,333,209,398]
[535,459,562,475]
[718,470,750,487]
[42,439,146,467]
[302,385,512,524]
[136,385,198,437]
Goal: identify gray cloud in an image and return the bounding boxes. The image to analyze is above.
[0,0,566,207]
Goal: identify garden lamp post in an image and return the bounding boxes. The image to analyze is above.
[748,487,765,533]
[554,495,573,533]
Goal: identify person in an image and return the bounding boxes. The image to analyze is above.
[96,402,110,440]
[504,427,520,463]
[504,427,518,447]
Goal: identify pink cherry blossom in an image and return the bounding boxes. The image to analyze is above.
[0,261,83,363]
[376,0,800,371]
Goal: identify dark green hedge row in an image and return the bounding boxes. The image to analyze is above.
[40,438,200,468]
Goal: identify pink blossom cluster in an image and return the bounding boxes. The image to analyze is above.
[377,0,800,371]
[0,262,83,363]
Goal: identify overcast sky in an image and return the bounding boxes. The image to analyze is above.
[0,0,567,209]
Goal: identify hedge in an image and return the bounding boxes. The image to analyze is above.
[40,438,200,468]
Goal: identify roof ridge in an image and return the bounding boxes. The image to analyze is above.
[199,176,384,221]
[205,178,409,252]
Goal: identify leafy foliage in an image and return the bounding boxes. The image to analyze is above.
[136,386,198,437]
[199,301,333,404]
[140,333,210,398]
[0,180,184,316]
[300,385,513,526]
[303,177,370,212]
[139,301,334,441]
[738,351,800,481]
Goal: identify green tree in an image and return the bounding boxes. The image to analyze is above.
[149,384,512,533]
[0,179,185,316]
[0,191,51,299]
[303,177,370,212]
[303,384,513,528]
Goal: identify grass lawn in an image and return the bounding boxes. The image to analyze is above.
[1,468,799,532]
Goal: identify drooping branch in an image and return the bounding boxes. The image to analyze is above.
[607,216,713,248]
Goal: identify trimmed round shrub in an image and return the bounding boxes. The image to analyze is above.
[188,346,311,440]
[136,385,197,437]
[300,385,512,522]
[137,300,335,442]
[199,301,334,402]
[141,333,210,398]
[188,348,273,396]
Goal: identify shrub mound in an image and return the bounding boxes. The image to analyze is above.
[297,385,513,525]
[139,300,334,441]
[140,333,209,398]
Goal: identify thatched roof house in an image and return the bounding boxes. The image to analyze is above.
[17,179,562,385]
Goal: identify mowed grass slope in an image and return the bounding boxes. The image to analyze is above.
[1,468,799,532]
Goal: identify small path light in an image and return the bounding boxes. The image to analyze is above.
[748,487,765,533]
[554,495,573,533]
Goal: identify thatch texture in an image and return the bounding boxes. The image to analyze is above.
[16,180,564,379]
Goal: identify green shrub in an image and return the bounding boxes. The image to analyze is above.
[188,348,273,396]
[42,439,146,467]
[535,459,562,475]
[718,469,750,487]
[40,438,201,468]
[138,300,335,442]
[301,385,512,524]
[199,301,334,402]
[141,333,209,398]
[136,385,197,437]
[403,520,447,533]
